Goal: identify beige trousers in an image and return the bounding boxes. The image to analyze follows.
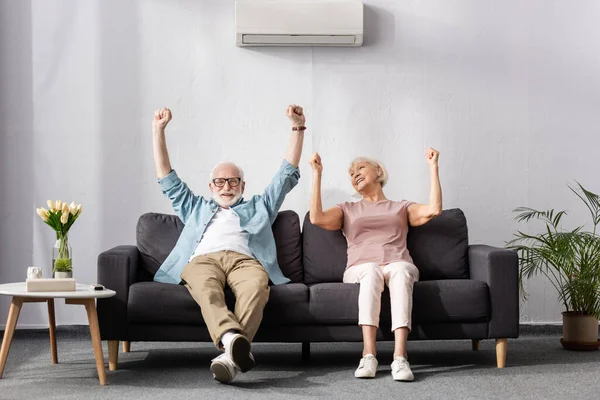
[343,261,419,332]
[181,250,270,348]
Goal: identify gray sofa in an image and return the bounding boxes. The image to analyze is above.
[97,208,519,370]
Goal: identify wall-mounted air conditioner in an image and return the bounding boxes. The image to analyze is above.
[235,0,364,47]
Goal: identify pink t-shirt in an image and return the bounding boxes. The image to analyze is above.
[335,200,414,269]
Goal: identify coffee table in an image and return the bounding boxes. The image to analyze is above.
[0,282,116,385]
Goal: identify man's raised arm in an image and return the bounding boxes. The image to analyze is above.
[153,107,173,178]
[285,104,306,168]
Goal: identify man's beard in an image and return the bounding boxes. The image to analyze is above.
[212,191,242,208]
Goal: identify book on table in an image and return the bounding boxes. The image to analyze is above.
[26,278,76,292]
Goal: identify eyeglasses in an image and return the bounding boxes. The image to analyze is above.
[212,177,242,188]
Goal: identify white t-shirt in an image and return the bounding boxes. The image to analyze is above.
[189,207,253,261]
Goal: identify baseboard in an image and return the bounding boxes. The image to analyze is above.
[0,324,90,334]
[0,324,50,330]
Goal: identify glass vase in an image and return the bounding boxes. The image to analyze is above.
[52,232,72,278]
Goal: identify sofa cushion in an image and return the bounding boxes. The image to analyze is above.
[308,280,489,325]
[261,282,313,324]
[129,281,197,325]
[136,210,303,282]
[308,283,358,324]
[413,280,489,324]
[407,208,469,280]
[272,210,303,283]
[137,213,184,276]
[128,282,312,326]
[302,209,469,284]
[302,213,348,284]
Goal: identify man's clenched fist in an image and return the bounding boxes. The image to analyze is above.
[286,104,305,128]
[153,108,172,130]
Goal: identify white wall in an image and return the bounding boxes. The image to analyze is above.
[1,0,599,327]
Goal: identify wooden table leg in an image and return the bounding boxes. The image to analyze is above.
[122,341,130,353]
[0,297,24,378]
[47,299,58,364]
[67,298,107,385]
[84,299,107,385]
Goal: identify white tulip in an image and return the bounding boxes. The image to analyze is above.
[62,203,69,213]
[36,208,50,222]
[76,204,82,215]
[55,200,63,211]
[47,200,55,210]
[69,202,77,215]
[60,211,69,224]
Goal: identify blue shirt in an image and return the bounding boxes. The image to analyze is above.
[153,159,300,285]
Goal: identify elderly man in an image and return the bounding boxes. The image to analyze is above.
[151,105,306,383]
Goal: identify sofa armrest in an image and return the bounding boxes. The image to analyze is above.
[468,245,519,338]
[97,245,140,340]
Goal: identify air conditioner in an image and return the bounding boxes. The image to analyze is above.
[235,0,363,47]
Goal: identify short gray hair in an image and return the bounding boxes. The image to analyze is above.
[209,162,245,182]
[349,157,388,187]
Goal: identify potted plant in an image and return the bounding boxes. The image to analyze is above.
[36,200,82,278]
[508,182,600,350]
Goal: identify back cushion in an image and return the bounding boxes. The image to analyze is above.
[136,210,304,283]
[137,213,184,276]
[302,212,348,284]
[271,210,303,283]
[302,208,470,284]
[407,208,469,280]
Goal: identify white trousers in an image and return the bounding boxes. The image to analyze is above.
[343,261,419,332]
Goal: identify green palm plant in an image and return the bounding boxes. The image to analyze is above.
[507,182,600,319]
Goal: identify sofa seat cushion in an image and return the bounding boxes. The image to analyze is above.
[128,282,311,326]
[261,282,313,325]
[308,280,490,325]
[129,282,197,325]
[413,280,490,324]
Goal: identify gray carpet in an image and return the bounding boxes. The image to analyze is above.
[0,326,599,400]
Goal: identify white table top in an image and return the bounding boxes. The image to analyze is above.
[0,282,116,299]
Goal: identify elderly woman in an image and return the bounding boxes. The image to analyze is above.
[308,148,442,381]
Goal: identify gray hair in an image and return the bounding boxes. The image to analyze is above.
[349,157,388,188]
[209,162,245,182]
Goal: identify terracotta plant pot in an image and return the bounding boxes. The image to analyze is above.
[561,312,600,350]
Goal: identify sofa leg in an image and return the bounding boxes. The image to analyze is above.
[302,342,310,362]
[122,341,130,353]
[108,340,119,371]
[495,338,507,368]
[472,340,480,351]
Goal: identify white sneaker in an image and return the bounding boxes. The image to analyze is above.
[354,354,378,378]
[224,333,256,373]
[391,356,414,381]
[210,353,238,384]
